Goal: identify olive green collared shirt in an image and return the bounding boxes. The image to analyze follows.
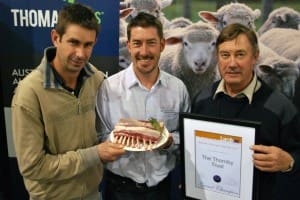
[213,73,261,104]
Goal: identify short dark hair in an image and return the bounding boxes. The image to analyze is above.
[127,12,163,40]
[55,3,100,38]
[216,23,259,55]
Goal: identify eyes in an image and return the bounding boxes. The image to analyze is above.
[68,39,94,49]
[131,40,158,48]
[220,53,230,59]
[219,51,246,59]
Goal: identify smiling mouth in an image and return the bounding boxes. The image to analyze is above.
[137,58,153,65]
[137,55,153,61]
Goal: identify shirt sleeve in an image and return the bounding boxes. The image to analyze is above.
[11,86,101,182]
[95,80,112,142]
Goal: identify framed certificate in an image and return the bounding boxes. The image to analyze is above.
[179,113,260,200]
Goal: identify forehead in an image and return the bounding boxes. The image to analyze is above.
[61,24,97,43]
[218,34,252,51]
[64,24,96,37]
[129,26,160,40]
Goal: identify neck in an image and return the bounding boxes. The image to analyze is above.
[63,75,78,90]
[51,60,79,90]
[135,68,159,90]
[225,80,252,97]
[225,86,241,97]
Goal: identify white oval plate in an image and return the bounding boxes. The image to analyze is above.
[110,127,170,151]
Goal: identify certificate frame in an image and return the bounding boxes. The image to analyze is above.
[179,113,260,200]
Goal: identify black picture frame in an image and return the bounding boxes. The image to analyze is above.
[179,113,260,200]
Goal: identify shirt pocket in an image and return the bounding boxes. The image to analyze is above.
[159,109,179,133]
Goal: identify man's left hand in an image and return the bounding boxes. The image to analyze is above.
[250,145,294,172]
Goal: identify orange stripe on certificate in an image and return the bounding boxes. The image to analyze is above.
[195,130,242,143]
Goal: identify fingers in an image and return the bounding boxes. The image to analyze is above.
[250,145,292,172]
[252,148,274,171]
[160,135,173,149]
[97,142,126,162]
[252,157,276,172]
[250,144,272,154]
[107,141,125,150]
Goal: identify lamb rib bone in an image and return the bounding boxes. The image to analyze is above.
[112,118,164,149]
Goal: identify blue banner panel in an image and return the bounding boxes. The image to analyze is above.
[0,0,119,106]
[1,0,119,55]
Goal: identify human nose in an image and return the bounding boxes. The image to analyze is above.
[139,43,148,55]
[228,56,237,67]
[75,46,85,58]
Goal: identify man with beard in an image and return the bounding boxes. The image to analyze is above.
[96,12,190,200]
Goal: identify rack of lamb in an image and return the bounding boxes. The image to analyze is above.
[111,118,166,150]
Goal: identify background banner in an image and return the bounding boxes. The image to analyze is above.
[0,0,119,199]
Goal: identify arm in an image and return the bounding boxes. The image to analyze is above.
[251,109,300,173]
[95,80,125,161]
[12,98,101,182]
[95,80,113,142]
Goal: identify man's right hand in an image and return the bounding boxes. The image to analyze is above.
[97,141,125,162]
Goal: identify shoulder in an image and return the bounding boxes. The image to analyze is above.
[14,69,43,95]
[259,81,292,108]
[104,69,126,88]
[87,63,105,82]
[161,71,191,99]
[266,90,296,111]
[261,85,298,124]
[106,69,126,82]
[11,69,44,110]
[99,70,127,95]
[161,70,185,87]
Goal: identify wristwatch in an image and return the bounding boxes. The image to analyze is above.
[281,158,295,172]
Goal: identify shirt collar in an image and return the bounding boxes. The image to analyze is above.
[43,47,95,89]
[125,63,167,90]
[51,64,86,92]
[213,73,261,104]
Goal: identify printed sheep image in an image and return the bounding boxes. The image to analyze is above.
[165,17,193,29]
[256,44,299,98]
[198,2,261,31]
[121,0,173,27]
[258,28,300,98]
[119,8,134,38]
[118,37,131,70]
[258,7,300,35]
[159,22,220,99]
[259,28,300,63]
